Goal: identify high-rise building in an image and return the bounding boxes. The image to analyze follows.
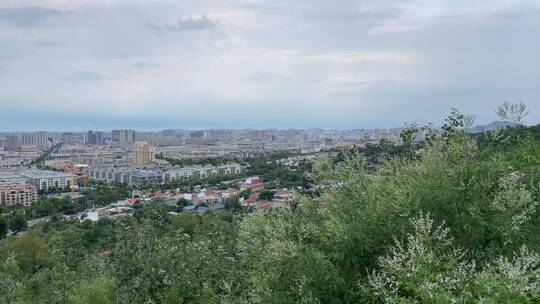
[62,132,75,144]
[7,135,20,151]
[87,130,104,145]
[134,141,155,165]
[87,130,96,145]
[20,170,73,191]
[21,133,34,146]
[112,130,135,144]
[136,132,157,146]
[95,131,104,145]
[34,131,49,147]
[250,130,269,141]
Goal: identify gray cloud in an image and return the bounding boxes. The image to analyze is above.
[32,40,63,48]
[64,71,106,82]
[0,6,64,26]
[148,14,216,31]
[244,73,284,82]
[0,0,539,130]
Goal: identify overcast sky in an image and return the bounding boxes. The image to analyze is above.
[0,0,538,131]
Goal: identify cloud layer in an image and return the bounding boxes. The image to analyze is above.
[0,0,539,131]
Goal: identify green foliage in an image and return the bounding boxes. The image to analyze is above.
[86,180,130,205]
[232,120,540,303]
[0,216,7,239]
[8,212,27,233]
[158,152,310,190]
[29,197,86,218]
[163,173,244,190]
[366,214,540,303]
[246,158,310,189]
[160,154,239,167]
[224,197,241,211]
[258,190,274,201]
[70,275,116,304]
[1,231,54,274]
[1,110,540,303]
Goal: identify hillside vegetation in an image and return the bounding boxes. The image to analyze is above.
[2,105,540,303]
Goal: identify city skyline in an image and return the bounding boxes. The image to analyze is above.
[1,0,539,130]
[0,120,512,133]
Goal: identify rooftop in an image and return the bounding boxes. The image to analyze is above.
[21,170,74,178]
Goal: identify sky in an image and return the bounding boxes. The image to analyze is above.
[0,0,539,131]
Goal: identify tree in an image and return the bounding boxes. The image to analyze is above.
[441,107,465,140]
[400,123,418,146]
[2,231,53,275]
[224,197,240,211]
[366,214,540,303]
[400,123,418,158]
[0,253,22,303]
[176,198,190,210]
[496,101,529,125]
[8,212,27,233]
[365,214,471,303]
[422,123,438,145]
[258,191,274,201]
[463,113,476,132]
[70,276,116,304]
[240,189,252,199]
[0,216,8,239]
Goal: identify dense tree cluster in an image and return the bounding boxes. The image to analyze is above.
[2,109,540,303]
[85,181,131,206]
[159,154,311,191]
[157,154,240,167]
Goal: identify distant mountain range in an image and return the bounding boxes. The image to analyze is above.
[470,121,517,133]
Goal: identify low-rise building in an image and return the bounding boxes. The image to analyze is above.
[0,172,27,184]
[88,166,131,184]
[162,163,242,183]
[20,170,74,191]
[241,176,264,192]
[0,183,37,206]
[216,163,242,175]
[130,170,162,188]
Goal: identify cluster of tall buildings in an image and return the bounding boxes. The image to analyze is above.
[5,131,50,151]
[86,130,104,145]
[57,130,137,146]
[112,129,135,144]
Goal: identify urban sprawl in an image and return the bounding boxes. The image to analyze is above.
[0,128,417,221]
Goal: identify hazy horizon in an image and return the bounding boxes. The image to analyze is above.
[1,0,539,130]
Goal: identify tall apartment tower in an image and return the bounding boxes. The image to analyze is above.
[95,131,104,145]
[34,131,49,147]
[7,134,20,151]
[112,130,135,144]
[134,141,155,165]
[21,133,34,146]
[62,132,75,144]
[87,130,96,145]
